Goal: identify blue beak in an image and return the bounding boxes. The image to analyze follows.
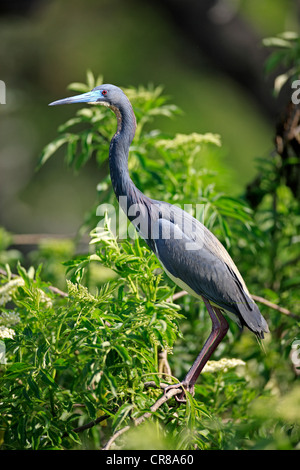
[49,90,100,106]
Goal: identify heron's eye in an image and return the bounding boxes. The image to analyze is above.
[102,90,108,96]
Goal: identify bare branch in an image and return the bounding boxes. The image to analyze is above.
[167,289,298,319]
[47,285,68,298]
[166,289,187,303]
[72,414,110,434]
[251,294,299,320]
[12,233,76,245]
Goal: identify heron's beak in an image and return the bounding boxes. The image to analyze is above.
[49,90,101,106]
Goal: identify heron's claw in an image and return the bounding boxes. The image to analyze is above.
[163,381,195,403]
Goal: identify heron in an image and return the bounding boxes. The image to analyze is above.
[49,84,269,401]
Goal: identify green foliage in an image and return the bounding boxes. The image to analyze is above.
[0,233,181,449]
[0,71,299,450]
[263,31,300,95]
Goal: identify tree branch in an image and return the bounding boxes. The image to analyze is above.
[167,289,298,319]
[72,414,110,434]
[250,294,299,319]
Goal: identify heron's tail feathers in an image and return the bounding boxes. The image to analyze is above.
[224,264,269,339]
[238,294,269,339]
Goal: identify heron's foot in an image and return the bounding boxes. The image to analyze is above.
[163,381,195,403]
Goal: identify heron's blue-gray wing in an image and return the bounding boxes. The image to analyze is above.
[153,218,269,338]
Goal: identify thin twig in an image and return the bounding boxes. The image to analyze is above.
[47,285,68,298]
[12,233,76,245]
[102,425,131,450]
[251,294,299,319]
[0,267,68,298]
[166,290,188,303]
[0,267,16,278]
[102,385,182,450]
[72,414,110,434]
[167,289,298,319]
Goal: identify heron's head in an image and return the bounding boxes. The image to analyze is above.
[49,84,127,109]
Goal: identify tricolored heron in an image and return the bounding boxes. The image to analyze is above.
[49,84,269,401]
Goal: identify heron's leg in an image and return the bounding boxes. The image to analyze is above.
[182,297,229,393]
[164,296,229,402]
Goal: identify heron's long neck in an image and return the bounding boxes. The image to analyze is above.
[109,101,140,211]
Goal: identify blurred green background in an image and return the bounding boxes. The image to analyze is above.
[0,0,298,236]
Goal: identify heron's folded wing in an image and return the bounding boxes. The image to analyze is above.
[153,218,268,337]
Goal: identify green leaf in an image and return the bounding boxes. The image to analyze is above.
[38,369,58,388]
[84,396,97,419]
[264,50,288,74]
[263,37,293,48]
[67,430,83,445]
[6,362,33,378]
[67,82,90,93]
[274,71,294,95]
[53,358,69,370]
[112,403,134,431]
[17,416,27,447]
[28,376,41,399]
[37,136,69,169]
[112,345,131,364]
[102,371,117,397]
